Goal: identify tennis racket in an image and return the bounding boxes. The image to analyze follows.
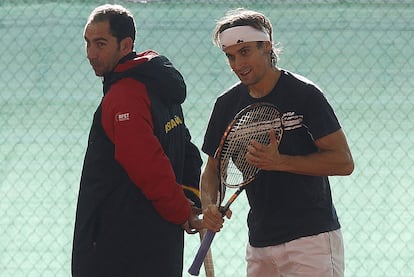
[188,102,283,276]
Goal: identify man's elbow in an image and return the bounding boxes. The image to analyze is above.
[340,154,354,176]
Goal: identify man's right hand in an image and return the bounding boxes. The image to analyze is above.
[202,204,232,232]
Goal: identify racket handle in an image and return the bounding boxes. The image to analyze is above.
[188,230,216,276]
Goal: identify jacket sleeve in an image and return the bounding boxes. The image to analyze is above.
[101,78,191,225]
[181,128,203,208]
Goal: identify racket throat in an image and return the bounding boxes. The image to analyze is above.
[220,188,243,216]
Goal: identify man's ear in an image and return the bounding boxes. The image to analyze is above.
[264,41,272,51]
[120,37,133,54]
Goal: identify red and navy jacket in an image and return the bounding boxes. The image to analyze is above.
[72,51,202,276]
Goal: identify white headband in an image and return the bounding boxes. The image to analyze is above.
[218,25,270,50]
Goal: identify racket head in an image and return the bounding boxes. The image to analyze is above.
[215,102,283,191]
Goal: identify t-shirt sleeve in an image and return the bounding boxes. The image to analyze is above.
[202,99,227,157]
[302,85,341,140]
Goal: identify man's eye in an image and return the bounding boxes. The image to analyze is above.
[226,54,235,61]
[241,49,249,55]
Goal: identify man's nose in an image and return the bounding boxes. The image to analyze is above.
[86,46,97,60]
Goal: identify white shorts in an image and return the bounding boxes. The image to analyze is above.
[246,229,344,277]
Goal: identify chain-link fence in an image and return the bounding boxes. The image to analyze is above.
[0,0,413,276]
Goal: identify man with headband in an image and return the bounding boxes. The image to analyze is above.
[200,8,354,277]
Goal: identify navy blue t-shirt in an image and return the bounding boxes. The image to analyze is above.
[202,70,341,247]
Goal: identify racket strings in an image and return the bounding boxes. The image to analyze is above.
[220,106,282,188]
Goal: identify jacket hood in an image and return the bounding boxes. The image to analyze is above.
[103,51,186,104]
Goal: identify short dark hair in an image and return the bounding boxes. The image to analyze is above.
[87,4,136,43]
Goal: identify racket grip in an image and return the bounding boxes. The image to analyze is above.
[188,230,216,276]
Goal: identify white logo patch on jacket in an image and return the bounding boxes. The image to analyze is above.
[116,112,130,122]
